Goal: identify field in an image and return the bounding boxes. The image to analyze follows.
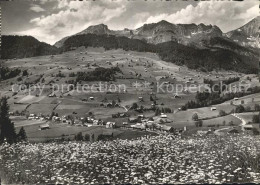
[0,134,260,184]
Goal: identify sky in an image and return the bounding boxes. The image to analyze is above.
[1,0,259,45]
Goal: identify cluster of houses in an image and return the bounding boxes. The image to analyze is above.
[126,113,175,133]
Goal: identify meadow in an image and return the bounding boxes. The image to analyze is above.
[0,134,260,184]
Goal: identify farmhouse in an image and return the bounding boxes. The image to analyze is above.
[106,122,115,128]
[129,117,137,123]
[211,107,217,111]
[160,114,167,118]
[52,116,61,122]
[161,125,175,133]
[131,123,146,130]
[242,125,253,131]
[39,124,50,130]
[48,93,56,97]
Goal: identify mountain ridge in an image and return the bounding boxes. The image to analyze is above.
[54,20,223,48]
[225,16,260,48]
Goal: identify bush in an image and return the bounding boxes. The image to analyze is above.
[84,134,90,141]
[192,113,199,121]
[235,105,245,113]
[219,110,226,117]
[75,132,83,141]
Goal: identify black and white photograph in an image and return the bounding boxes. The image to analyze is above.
[0,0,260,184]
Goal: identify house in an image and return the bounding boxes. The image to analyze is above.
[173,94,181,99]
[139,97,144,102]
[242,125,253,131]
[161,125,175,133]
[138,115,144,118]
[29,114,35,117]
[93,120,99,125]
[211,107,217,111]
[129,117,137,123]
[39,124,50,130]
[52,116,61,121]
[48,93,56,97]
[131,123,146,130]
[160,114,167,118]
[89,97,94,100]
[28,116,35,120]
[228,128,240,134]
[106,122,115,128]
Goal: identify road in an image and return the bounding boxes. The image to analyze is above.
[214,113,247,135]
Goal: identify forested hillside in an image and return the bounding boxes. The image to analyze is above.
[61,34,259,74]
[2,34,259,74]
[1,36,59,59]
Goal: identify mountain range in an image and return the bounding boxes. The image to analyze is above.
[2,16,260,73]
[54,20,223,48]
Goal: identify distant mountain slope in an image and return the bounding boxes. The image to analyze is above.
[60,34,259,74]
[55,24,133,48]
[157,41,258,74]
[226,16,260,48]
[1,35,59,59]
[133,20,223,45]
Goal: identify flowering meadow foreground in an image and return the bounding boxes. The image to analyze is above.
[0,134,260,184]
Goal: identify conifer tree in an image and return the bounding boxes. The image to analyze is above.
[0,97,17,144]
[17,127,27,141]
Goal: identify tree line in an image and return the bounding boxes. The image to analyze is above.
[182,86,260,110]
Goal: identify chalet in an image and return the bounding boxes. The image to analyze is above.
[30,114,35,117]
[160,114,167,118]
[242,125,253,131]
[106,122,115,128]
[129,117,137,123]
[228,128,240,134]
[161,125,174,133]
[138,115,144,118]
[211,107,217,111]
[131,123,145,130]
[48,93,56,97]
[39,124,50,130]
[173,94,181,99]
[139,97,144,102]
[52,116,61,121]
[28,116,35,120]
[93,120,99,125]
[106,103,113,108]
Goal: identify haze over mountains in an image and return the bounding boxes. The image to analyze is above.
[2,17,260,73]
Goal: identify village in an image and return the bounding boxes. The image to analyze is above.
[0,47,258,142]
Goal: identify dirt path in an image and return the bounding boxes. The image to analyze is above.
[214,113,247,135]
